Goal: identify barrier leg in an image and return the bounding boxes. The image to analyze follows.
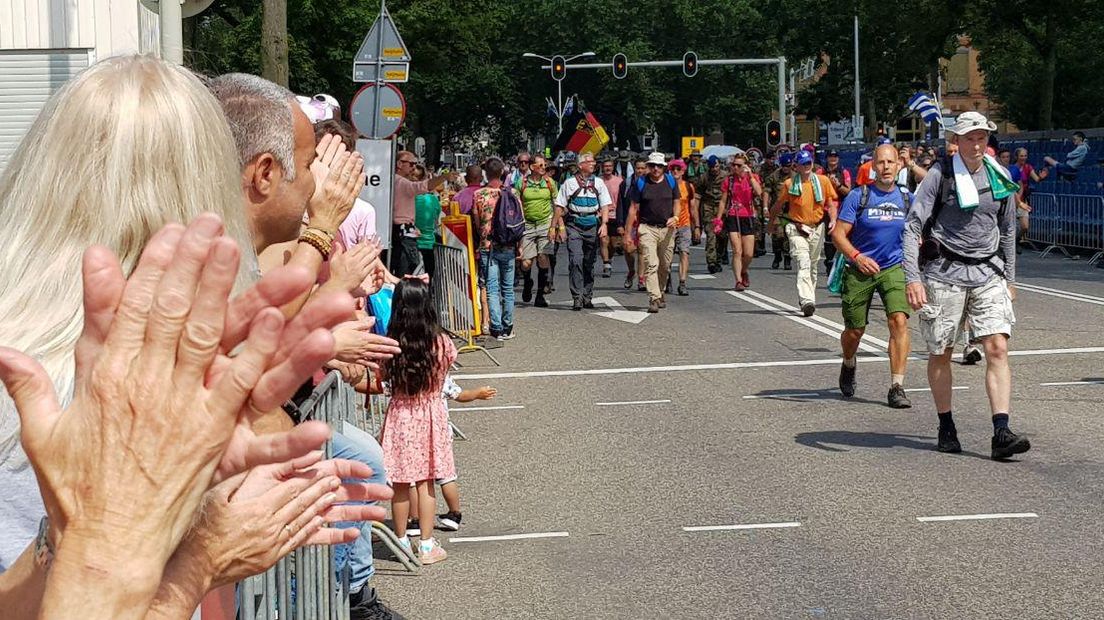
[450,420,468,441]
[371,521,421,573]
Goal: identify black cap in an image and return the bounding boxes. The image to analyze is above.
[827,149,839,156]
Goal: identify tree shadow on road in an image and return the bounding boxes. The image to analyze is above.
[794,430,989,460]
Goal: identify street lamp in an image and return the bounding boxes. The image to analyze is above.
[523,52,597,134]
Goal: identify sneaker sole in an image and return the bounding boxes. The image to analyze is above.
[992,437,1031,460]
[937,444,963,453]
[888,400,913,409]
[421,551,448,565]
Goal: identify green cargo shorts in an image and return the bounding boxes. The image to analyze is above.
[840,263,911,329]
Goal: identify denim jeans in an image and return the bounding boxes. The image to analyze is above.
[481,247,516,333]
[331,425,387,593]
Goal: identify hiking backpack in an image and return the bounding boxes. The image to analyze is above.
[490,189,526,246]
[634,172,677,194]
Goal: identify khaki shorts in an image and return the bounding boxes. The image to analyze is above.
[520,221,553,260]
[917,277,1015,354]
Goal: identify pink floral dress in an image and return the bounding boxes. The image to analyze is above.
[381,335,458,484]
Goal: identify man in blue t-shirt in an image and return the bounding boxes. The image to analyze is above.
[831,143,914,409]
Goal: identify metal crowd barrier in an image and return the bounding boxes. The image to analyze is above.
[237,373,418,620]
[433,243,498,365]
[1025,193,1104,264]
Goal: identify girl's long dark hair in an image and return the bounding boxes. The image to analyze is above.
[385,278,442,397]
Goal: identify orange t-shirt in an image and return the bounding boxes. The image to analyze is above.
[676,179,695,227]
[855,161,875,186]
[780,173,838,226]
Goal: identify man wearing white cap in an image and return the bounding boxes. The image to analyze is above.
[902,111,1027,461]
[625,152,682,313]
[552,152,613,310]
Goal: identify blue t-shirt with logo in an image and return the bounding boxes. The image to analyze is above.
[838,185,912,270]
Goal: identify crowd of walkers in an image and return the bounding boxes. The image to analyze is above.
[0,48,1052,620]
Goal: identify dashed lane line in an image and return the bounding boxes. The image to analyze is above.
[683,522,802,532]
[595,399,672,406]
[450,405,525,411]
[916,512,1038,523]
[449,532,569,543]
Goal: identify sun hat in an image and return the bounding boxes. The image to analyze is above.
[668,158,686,170]
[646,152,668,167]
[949,111,997,135]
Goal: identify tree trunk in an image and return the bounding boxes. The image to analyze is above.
[261,0,289,87]
[1037,10,1058,130]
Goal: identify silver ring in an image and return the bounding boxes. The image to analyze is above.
[283,524,293,538]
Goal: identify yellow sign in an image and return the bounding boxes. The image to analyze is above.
[382,47,405,58]
[381,107,404,118]
[383,69,408,80]
[681,136,705,158]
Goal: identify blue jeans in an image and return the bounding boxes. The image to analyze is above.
[331,426,387,593]
[481,247,516,333]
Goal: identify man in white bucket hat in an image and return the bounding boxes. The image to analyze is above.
[625,152,682,313]
[902,111,1028,461]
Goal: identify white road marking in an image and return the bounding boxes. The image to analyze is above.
[904,386,970,393]
[742,392,823,400]
[1038,380,1104,387]
[452,346,1104,380]
[683,522,801,532]
[450,405,525,411]
[688,274,716,280]
[595,399,672,406]
[916,512,1038,523]
[1011,282,1104,304]
[728,291,883,354]
[590,296,652,324]
[741,289,891,349]
[449,531,569,543]
[1017,282,1104,304]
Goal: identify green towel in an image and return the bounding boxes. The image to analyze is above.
[788,172,823,203]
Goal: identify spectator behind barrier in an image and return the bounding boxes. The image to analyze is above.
[1043,131,1089,180]
[0,55,385,619]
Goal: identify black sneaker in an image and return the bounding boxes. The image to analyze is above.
[801,303,816,317]
[991,427,1031,460]
[664,279,672,294]
[838,362,857,398]
[350,587,404,620]
[436,511,462,532]
[937,426,962,453]
[784,257,793,270]
[534,294,549,308]
[677,283,688,296]
[771,257,781,269]
[962,346,983,365]
[572,297,583,311]
[647,300,660,313]
[637,282,647,291]
[887,384,912,409]
[522,276,534,303]
[406,520,420,537]
[709,264,722,274]
[583,297,595,309]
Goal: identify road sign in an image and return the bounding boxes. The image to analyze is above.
[350,83,407,139]
[352,3,411,83]
[353,62,409,83]
[681,136,704,158]
[745,147,764,166]
[354,138,395,250]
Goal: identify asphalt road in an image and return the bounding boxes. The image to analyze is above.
[375,242,1104,620]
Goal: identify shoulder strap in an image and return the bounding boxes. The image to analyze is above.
[899,187,911,211]
[635,176,645,194]
[666,173,676,189]
[924,156,954,239]
[857,185,871,215]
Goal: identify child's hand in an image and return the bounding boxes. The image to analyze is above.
[476,386,497,400]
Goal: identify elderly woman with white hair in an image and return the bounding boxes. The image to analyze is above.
[0,55,389,619]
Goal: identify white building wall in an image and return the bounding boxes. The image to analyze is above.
[0,0,149,58]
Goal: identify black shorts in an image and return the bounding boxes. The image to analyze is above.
[724,215,757,235]
[607,221,621,238]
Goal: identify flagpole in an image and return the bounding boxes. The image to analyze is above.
[557,79,564,135]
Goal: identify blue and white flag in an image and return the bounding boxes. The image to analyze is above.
[563,95,575,117]
[907,91,942,125]
[546,98,557,118]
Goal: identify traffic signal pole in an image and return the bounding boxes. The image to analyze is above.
[541,56,790,145]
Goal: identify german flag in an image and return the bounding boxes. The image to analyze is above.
[552,110,610,155]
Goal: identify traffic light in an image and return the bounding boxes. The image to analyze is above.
[612,53,628,80]
[551,55,566,82]
[766,120,782,147]
[683,51,698,77]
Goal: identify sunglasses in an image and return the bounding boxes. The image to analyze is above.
[398,159,416,165]
[518,160,531,164]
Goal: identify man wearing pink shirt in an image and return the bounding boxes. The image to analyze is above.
[392,151,455,276]
[599,159,623,278]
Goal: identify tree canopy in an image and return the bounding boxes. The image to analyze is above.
[185,0,1104,162]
